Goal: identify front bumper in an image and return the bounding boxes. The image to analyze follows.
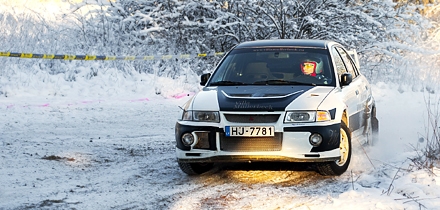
[177,154,340,163]
[175,119,341,163]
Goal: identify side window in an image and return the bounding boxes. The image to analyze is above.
[336,47,359,78]
[331,48,347,81]
[330,47,347,79]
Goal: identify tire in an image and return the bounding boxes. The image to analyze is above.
[178,161,214,175]
[317,122,352,176]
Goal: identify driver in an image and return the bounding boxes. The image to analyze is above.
[300,58,323,77]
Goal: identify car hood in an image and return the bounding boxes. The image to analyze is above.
[189,86,335,111]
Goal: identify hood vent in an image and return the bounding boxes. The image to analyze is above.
[221,90,303,99]
[263,93,286,97]
[229,94,253,97]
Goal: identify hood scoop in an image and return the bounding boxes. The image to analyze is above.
[263,93,288,97]
[229,94,253,97]
[221,90,303,99]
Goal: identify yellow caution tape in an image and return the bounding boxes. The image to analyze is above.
[144,56,155,60]
[0,51,225,61]
[65,55,76,60]
[20,53,33,58]
[162,55,173,60]
[43,54,55,59]
[85,55,96,60]
[124,56,136,60]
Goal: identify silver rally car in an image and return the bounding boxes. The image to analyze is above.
[175,39,379,176]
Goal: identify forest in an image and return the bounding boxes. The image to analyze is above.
[1,0,440,86]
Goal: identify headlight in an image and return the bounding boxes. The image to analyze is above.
[182,111,220,122]
[284,111,331,123]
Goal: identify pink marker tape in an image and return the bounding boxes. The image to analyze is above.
[129,98,150,102]
[172,92,194,99]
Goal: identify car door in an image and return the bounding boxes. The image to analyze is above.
[331,46,363,132]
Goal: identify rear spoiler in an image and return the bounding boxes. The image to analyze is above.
[347,49,360,70]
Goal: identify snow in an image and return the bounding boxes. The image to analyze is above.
[1,66,440,209]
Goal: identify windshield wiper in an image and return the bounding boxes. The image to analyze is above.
[253,80,315,86]
[209,81,247,86]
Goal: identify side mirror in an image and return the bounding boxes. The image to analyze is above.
[340,73,352,86]
[200,73,211,86]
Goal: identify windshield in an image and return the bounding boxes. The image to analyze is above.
[208,47,335,86]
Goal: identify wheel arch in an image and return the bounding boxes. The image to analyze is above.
[341,109,349,128]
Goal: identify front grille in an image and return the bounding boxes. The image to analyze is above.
[224,114,280,123]
[220,133,282,152]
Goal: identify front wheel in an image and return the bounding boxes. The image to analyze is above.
[178,161,214,175]
[316,122,352,176]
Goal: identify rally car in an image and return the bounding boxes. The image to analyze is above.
[175,39,379,176]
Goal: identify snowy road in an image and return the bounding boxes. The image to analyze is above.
[0,98,337,209]
[1,86,440,209]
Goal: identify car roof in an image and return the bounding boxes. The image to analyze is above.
[234,39,334,49]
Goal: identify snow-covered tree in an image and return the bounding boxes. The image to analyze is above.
[2,0,438,84]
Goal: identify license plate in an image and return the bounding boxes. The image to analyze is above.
[225,126,274,137]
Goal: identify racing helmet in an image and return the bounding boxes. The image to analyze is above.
[300,57,323,76]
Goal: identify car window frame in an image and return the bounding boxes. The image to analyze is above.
[330,47,348,81]
[335,47,360,78]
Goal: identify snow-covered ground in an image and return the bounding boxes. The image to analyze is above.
[1,73,440,209]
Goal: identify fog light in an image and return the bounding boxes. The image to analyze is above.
[309,133,322,147]
[182,133,195,147]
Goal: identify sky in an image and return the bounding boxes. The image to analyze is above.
[1,0,440,209]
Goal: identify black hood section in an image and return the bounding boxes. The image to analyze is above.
[217,86,313,111]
